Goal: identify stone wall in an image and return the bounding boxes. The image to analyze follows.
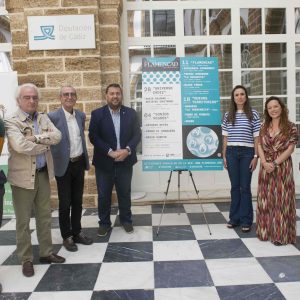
[6,0,123,208]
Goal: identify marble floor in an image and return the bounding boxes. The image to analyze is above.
[0,200,299,300]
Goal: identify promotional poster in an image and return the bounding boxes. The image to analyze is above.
[142,57,223,171]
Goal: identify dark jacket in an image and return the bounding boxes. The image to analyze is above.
[88,105,141,171]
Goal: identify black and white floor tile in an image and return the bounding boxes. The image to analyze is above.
[0,200,299,299]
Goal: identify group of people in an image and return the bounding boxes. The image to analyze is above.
[0,82,298,280]
[222,85,298,246]
[1,82,141,277]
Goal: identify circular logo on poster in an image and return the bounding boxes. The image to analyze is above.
[186,127,219,158]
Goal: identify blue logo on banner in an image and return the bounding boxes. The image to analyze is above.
[34,25,55,40]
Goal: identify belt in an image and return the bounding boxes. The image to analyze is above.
[36,165,47,173]
[70,154,84,163]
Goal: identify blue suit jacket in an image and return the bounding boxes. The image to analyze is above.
[88,105,141,171]
[48,108,89,177]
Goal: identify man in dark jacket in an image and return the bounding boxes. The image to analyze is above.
[89,83,141,236]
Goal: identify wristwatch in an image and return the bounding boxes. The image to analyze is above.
[126,146,131,155]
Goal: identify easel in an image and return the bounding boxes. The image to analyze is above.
[156,169,212,236]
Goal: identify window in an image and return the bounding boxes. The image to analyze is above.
[265,8,286,34]
[123,1,299,149]
[240,8,262,35]
[296,8,300,33]
[127,11,150,37]
[209,9,231,35]
[184,9,206,36]
[153,10,175,36]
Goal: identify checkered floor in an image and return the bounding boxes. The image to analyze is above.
[0,200,300,300]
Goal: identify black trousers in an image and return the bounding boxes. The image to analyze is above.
[56,158,85,239]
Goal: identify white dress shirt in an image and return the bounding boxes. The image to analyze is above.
[63,107,83,158]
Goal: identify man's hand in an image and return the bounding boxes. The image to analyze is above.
[114,149,129,161]
[108,149,130,161]
[108,150,119,159]
[25,135,37,142]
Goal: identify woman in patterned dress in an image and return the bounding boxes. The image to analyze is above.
[257,96,298,245]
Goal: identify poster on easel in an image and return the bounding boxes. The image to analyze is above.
[0,71,18,218]
[142,57,223,171]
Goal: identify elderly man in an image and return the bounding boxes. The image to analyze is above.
[48,86,92,252]
[5,83,65,277]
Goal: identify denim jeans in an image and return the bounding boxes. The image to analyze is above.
[95,163,133,228]
[226,146,254,226]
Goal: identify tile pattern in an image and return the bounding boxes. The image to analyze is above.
[0,201,299,299]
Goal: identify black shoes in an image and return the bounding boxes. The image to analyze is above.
[63,232,93,251]
[98,226,112,237]
[123,223,134,234]
[97,224,134,236]
[63,236,78,252]
[39,253,66,264]
[73,232,93,245]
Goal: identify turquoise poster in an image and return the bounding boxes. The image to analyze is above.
[142,57,223,171]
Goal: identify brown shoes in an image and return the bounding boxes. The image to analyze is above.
[63,236,78,252]
[73,232,93,245]
[39,253,65,264]
[22,261,34,277]
[22,254,64,276]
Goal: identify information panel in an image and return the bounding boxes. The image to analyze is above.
[142,57,223,171]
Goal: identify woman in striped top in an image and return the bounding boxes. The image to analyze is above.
[222,85,261,233]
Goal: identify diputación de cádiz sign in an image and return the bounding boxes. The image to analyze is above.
[27,15,96,50]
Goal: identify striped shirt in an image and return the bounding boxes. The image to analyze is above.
[222,110,261,147]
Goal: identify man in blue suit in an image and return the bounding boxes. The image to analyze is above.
[89,83,141,236]
[48,86,93,251]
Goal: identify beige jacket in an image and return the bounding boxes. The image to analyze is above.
[5,109,61,189]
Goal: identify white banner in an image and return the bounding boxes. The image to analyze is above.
[27,15,96,50]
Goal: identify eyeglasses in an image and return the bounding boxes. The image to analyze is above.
[62,92,77,97]
[22,96,39,101]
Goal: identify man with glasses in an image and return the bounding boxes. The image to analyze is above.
[5,83,65,277]
[48,86,92,252]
